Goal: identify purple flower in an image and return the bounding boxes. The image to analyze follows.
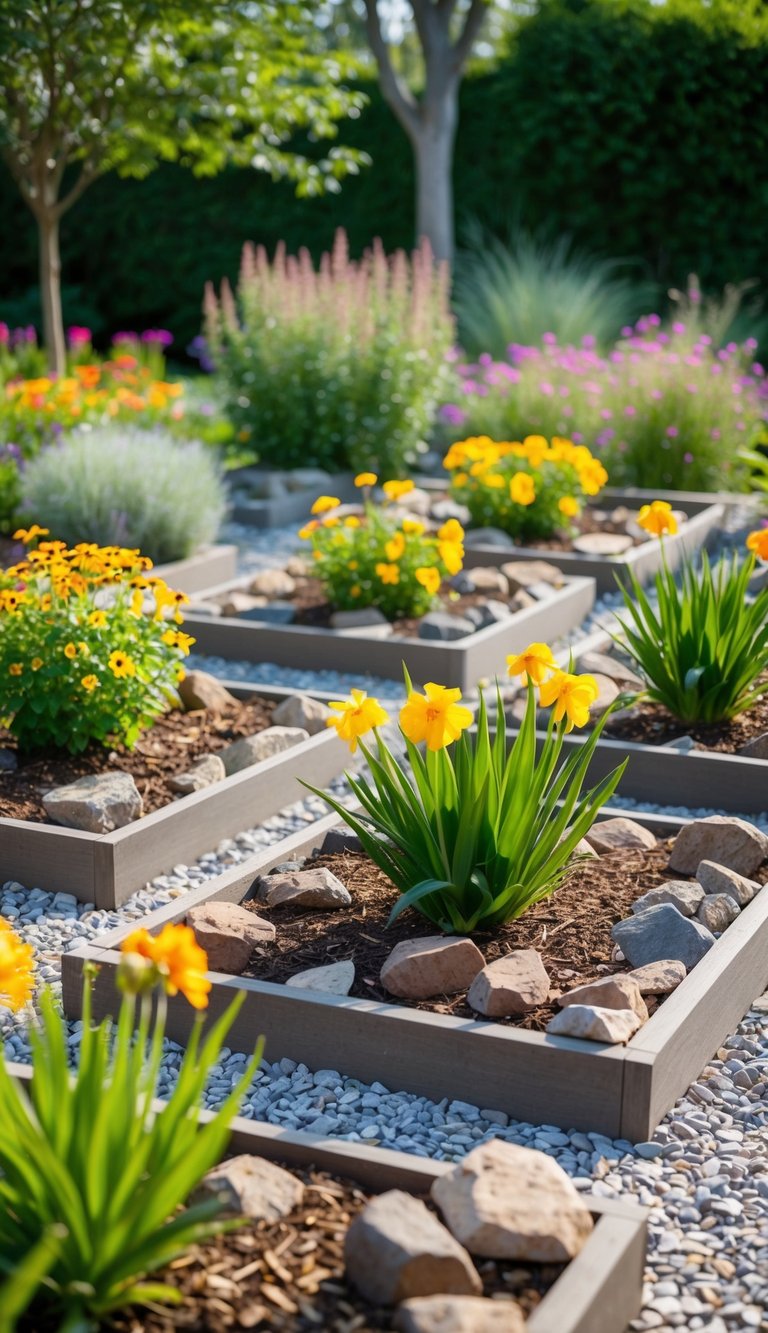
[439,403,467,426]
[683,452,694,464]
[600,408,613,420]
[581,334,596,349]
[648,314,661,327]
[187,335,215,373]
[624,405,636,417]
[112,331,140,345]
[620,326,633,337]
[666,426,679,438]
[542,332,557,346]
[711,428,721,440]
[67,325,91,345]
[0,322,8,345]
[141,329,173,347]
[672,321,686,335]
[539,381,554,396]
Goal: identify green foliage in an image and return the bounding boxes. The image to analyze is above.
[0,983,261,1327]
[0,1225,65,1333]
[20,428,226,565]
[454,227,653,358]
[206,231,453,474]
[616,548,768,724]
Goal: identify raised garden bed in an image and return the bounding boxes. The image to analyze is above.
[154,543,238,595]
[183,573,596,691]
[228,467,358,529]
[4,1061,647,1333]
[62,807,768,1140]
[0,681,344,908]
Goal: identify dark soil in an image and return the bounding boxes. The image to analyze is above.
[287,575,501,637]
[605,687,768,756]
[243,842,694,1032]
[0,696,275,823]
[109,1164,564,1332]
[467,502,648,553]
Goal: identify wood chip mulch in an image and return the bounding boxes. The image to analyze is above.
[0,696,275,823]
[605,684,768,755]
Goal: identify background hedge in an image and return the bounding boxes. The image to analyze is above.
[1,0,767,353]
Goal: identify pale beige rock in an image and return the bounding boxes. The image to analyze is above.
[43,772,142,833]
[262,866,351,910]
[509,589,537,612]
[626,959,687,994]
[272,693,331,735]
[558,974,648,1021]
[571,531,634,556]
[546,1004,642,1044]
[578,651,644,688]
[588,673,621,716]
[220,726,309,775]
[467,951,550,1018]
[697,893,740,933]
[186,901,275,974]
[668,816,768,877]
[695,859,761,908]
[396,1295,526,1333]
[631,880,704,917]
[285,554,310,578]
[178,670,239,712]
[289,960,355,994]
[586,817,657,854]
[431,1140,593,1262]
[464,566,510,596]
[381,936,485,999]
[500,559,564,590]
[248,568,297,598]
[344,1191,482,1305]
[195,1154,303,1220]
[220,590,267,617]
[169,753,226,794]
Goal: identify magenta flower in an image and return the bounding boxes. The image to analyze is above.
[439,403,467,426]
[141,329,173,347]
[112,331,140,345]
[0,322,8,345]
[666,426,679,438]
[624,405,636,417]
[672,321,686,335]
[67,326,91,345]
[683,452,694,463]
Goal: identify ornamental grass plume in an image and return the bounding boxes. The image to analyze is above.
[311,657,624,934]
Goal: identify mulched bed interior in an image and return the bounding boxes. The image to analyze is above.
[285,575,511,637]
[465,500,649,553]
[240,841,744,1032]
[108,1164,565,1332]
[605,684,768,755]
[0,696,275,824]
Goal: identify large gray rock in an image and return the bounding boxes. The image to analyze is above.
[169,753,226,794]
[578,651,644,689]
[557,974,648,1021]
[381,937,485,999]
[289,960,355,995]
[455,567,510,596]
[695,859,761,908]
[220,590,268,618]
[500,559,563,590]
[612,903,716,969]
[396,1296,526,1333]
[431,1140,593,1262]
[586,817,657,854]
[262,866,351,910]
[697,893,740,933]
[631,880,704,918]
[668,816,768,878]
[271,693,331,735]
[546,1004,642,1044]
[220,726,309,775]
[738,731,768,759]
[464,527,515,550]
[43,772,143,833]
[464,600,511,630]
[177,669,238,712]
[418,613,475,641]
[626,959,687,994]
[345,1191,481,1304]
[330,607,391,635]
[195,1154,303,1221]
[186,901,275,974]
[467,950,550,1018]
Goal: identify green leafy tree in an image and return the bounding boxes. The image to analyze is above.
[0,0,367,372]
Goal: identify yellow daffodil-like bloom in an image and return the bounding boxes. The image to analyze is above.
[558,495,580,518]
[88,610,108,628]
[120,923,211,1009]
[355,472,377,488]
[415,566,441,596]
[506,642,557,685]
[298,520,319,540]
[400,682,474,752]
[8,663,22,676]
[0,919,35,1011]
[63,642,78,660]
[509,471,536,506]
[437,518,465,543]
[108,650,136,679]
[310,495,341,515]
[376,562,400,585]
[637,500,678,538]
[12,525,49,544]
[746,528,768,562]
[539,670,599,732]
[385,533,406,562]
[327,688,390,752]
[438,540,464,576]
[30,658,43,671]
[81,674,99,692]
[402,519,425,536]
[382,479,414,502]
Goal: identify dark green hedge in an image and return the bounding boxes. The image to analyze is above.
[1,0,767,352]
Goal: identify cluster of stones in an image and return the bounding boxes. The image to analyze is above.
[460,501,689,558]
[40,671,329,834]
[196,1139,595,1331]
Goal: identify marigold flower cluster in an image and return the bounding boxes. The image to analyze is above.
[298,475,465,621]
[444,434,608,543]
[0,530,193,754]
[118,922,211,1010]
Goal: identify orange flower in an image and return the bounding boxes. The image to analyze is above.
[746,528,768,562]
[507,642,557,685]
[0,919,35,1012]
[509,472,536,506]
[119,923,211,1009]
[382,479,414,502]
[376,562,400,585]
[637,500,678,538]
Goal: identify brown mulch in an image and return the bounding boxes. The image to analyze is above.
[605,687,768,756]
[0,696,275,823]
[243,843,687,1032]
[108,1165,563,1332]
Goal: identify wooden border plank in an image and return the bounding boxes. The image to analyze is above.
[155,544,238,594]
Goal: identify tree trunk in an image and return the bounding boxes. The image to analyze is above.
[413,104,457,264]
[39,211,66,376]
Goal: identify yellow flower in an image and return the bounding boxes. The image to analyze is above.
[579,459,609,496]
[130,588,144,616]
[30,657,43,671]
[400,682,474,752]
[438,540,464,576]
[88,610,108,628]
[539,670,599,732]
[415,566,441,596]
[327,688,390,752]
[120,923,211,1010]
[0,919,35,1012]
[108,650,136,679]
[558,495,580,519]
[348,560,359,571]
[8,662,22,676]
[81,674,99,692]
[637,500,678,538]
[298,520,319,540]
[63,642,77,660]
[382,479,414,502]
[509,472,536,506]
[322,515,341,528]
[350,584,361,598]
[311,495,341,515]
[376,561,400,585]
[746,528,768,562]
[483,472,505,489]
[437,518,465,543]
[506,642,557,685]
[12,524,49,544]
[385,533,406,562]
[345,516,361,528]
[402,519,425,536]
[355,472,378,488]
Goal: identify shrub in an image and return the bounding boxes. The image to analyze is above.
[441,321,768,491]
[310,652,624,934]
[616,512,768,724]
[0,919,262,1328]
[453,227,653,360]
[0,533,194,752]
[19,427,226,564]
[204,229,453,475]
[444,434,608,543]
[299,477,464,621]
